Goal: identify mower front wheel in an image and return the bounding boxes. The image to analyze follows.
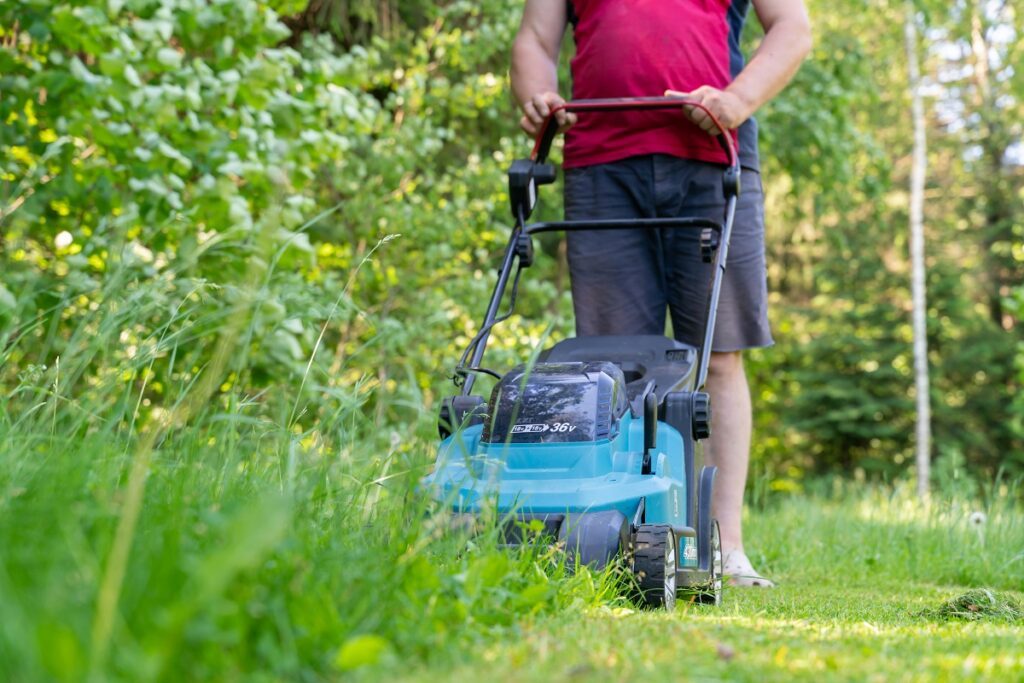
[632,525,677,611]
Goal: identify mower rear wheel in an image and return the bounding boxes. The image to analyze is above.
[693,520,723,605]
[632,525,677,611]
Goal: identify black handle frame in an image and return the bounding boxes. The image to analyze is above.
[457,97,741,396]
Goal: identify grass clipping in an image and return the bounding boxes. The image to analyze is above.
[921,589,1024,623]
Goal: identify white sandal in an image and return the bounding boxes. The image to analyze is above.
[723,549,775,587]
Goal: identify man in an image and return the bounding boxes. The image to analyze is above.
[511,0,811,586]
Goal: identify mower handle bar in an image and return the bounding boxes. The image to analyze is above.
[459,98,740,396]
[525,216,721,236]
[531,96,740,170]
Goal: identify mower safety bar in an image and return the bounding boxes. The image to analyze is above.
[526,98,742,391]
[532,96,740,173]
[525,216,721,236]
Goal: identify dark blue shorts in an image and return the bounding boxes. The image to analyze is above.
[563,154,773,352]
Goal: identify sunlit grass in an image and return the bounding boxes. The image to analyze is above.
[405,490,1024,682]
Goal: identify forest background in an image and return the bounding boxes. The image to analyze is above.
[1,0,1023,680]
[5,0,1023,486]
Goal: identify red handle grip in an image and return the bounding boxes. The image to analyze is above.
[530,96,739,169]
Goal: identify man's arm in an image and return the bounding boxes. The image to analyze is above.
[510,0,576,136]
[667,0,812,134]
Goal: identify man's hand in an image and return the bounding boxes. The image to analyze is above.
[520,91,578,137]
[511,0,570,138]
[666,0,812,137]
[664,87,752,136]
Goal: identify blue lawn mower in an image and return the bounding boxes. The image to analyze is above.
[423,97,742,609]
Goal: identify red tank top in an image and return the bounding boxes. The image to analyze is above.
[564,0,736,168]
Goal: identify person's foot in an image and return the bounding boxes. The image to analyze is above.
[723,549,775,587]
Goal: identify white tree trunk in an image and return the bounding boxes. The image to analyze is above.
[904,1,931,498]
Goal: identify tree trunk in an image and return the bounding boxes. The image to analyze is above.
[904,0,931,498]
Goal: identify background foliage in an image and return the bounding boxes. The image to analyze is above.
[4,0,1020,482]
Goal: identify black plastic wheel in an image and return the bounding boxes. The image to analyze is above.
[632,525,677,611]
[561,510,630,571]
[694,520,723,605]
[691,392,711,441]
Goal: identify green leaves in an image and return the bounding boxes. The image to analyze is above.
[335,634,394,671]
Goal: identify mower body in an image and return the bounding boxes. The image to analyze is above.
[424,335,715,580]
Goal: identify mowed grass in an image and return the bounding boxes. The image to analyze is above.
[431,584,1023,683]
[401,486,1024,683]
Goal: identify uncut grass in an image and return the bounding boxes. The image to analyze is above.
[0,264,617,682]
[0,396,621,681]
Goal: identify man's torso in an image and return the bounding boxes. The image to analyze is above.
[565,0,760,170]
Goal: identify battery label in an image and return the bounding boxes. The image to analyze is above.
[510,423,578,434]
[511,423,549,434]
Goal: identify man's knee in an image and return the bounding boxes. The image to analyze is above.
[708,350,744,379]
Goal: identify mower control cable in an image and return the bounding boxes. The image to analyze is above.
[453,263,523,387]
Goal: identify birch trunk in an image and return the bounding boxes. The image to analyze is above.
[904,1,931,498]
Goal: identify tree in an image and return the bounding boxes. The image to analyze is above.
[904,1,930,497]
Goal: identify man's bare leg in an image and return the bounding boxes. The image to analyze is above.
[705,350,773,586]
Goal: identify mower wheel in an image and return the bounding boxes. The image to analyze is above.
[632,525,677,611]
[692,520,723,605]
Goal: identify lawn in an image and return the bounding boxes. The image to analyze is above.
[430,585,1024,682]
[1,418,1021,681]
[415,489,1024,679]
[407,487,1024,682]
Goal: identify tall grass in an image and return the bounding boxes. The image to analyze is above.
[0,228,619,682]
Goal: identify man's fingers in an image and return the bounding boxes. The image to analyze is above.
[688,85,714,102]
[688,105,720,134]
[555,111,577,134]
[531,93,552,118]
[675,89,724,135]
[696,113,722,134]
[520,92,572,137]
[670,88,711,127]
[523,100,546,128]
[684,104,706,125]
[520,115,538,136]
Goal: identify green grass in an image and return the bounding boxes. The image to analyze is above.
[429,586,1024,682]
[404,489,1024,682]
[2,408,1021,683]
[2,249,1021,682]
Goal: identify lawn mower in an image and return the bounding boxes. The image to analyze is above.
[423,97,742,609]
